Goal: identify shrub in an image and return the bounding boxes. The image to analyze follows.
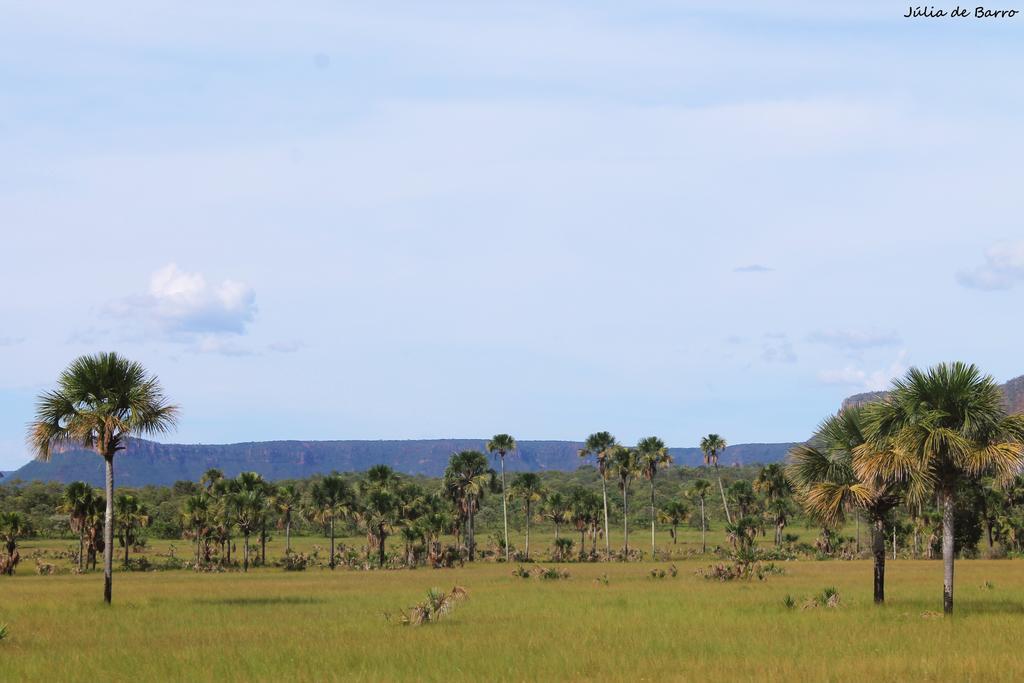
[276,551,313,571]
[535,566,570,580]
[388,586,468,626]
[512,565,532,579]
[0,623,7,641]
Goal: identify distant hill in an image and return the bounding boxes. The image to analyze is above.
[841,374,1024,413]
[4,439,798,487]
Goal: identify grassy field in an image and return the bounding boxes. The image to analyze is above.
[4,542,1024,681]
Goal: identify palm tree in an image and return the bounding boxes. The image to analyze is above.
[182,493,212,566]
[486,434,517,562]
[231,488,266,572]
[659,500,689,544]
[688,479,712,553]
[857,362,1024,614]
[442,451,493,562]
[567,486,601,556]
[114,494,150,568]
[510,472,544,560]
[700,434,731,524]
[309,474,355,569]
[59,482,95,571]
[236,472,270,565]
[754,464,793,545]
[728,480,757,518]
[636,436,673,558]
[788,406,903,604]
[358,489,401,567]
[610,445,639,558]
[541,491,570,541]
[0,512,26,575]
[273,485,302,554]
[29,352,179,603]
[578,432,618,559]
[83,493,106,570]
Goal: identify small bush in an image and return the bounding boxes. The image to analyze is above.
[0,624,7,641]
[511,565,532,579]
[276,551,313,571]
[387,586,468,626]
[783,595,796,609]
[593,573,609,587]
[536,566,570,580]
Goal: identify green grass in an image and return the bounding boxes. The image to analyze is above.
[4,550,1024,681]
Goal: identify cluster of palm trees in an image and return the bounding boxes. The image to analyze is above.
[786,362,1024,615]
[57,483,153,571]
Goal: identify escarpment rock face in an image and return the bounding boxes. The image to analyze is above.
[5,438,797,486]
[840,375,1024,414]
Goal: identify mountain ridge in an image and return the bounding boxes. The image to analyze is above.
[5,438,797,486]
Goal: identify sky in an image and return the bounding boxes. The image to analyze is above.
[1,2,1023,469]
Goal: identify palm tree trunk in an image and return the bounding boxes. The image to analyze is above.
[500,455,510,562]
[856,515,861,554]
[378,527,386,567]
[124,534,130,568]
[941,488,955,615]
[871,517,885,604]
[79,527,85,571]
[285,518,292,554]
[715,465,732,524]
[243,534,250,572]
[525,501,531,560]
[103,455,114,605]
[600,473,611,560]
[260,522,267,566]
[622,484,629,558]
[329,516,336,569]
[700,498,706,553]
[650,481,656,559]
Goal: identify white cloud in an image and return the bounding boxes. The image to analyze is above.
[104,264,257,345]
[818,353,907,391]
[957,242,1024,291]
[807,328,901,350]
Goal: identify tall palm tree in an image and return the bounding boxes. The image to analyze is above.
[700,434,731,525]
[442,450,493,562]
[636,436,673,558]
[857,362,1024,614]
[659,500,689,544]
[273,485,302,554]
[0,512,25,575]
[688,479,712,553]
[788,406,903,604]
[578,432,618,559]
[309,474,355,569]
[510,472,544,560]
[610,445,639,558]
[114,494,150,568]
[29,352,178,603]
[486,434,517,562]
[58,482,95,571]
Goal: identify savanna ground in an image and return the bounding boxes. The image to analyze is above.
[3,531,1024,681]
